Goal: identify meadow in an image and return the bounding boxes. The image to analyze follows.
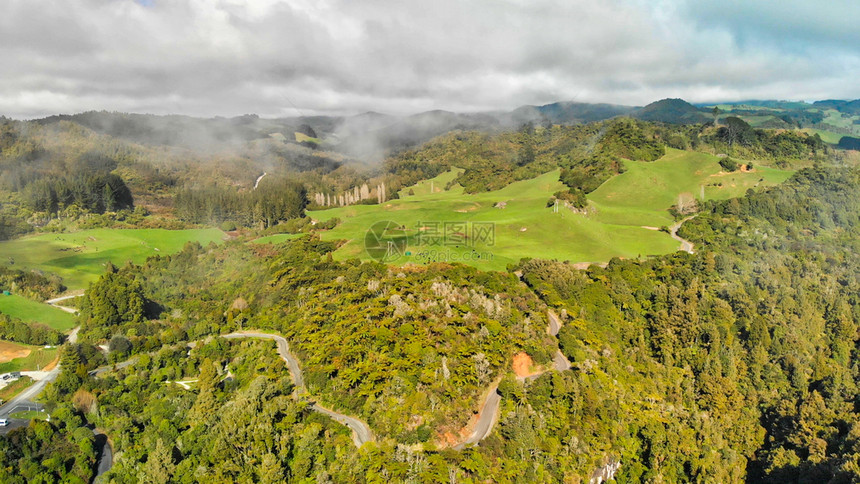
[307,149,793,270]
[0,228,225,290]
[0,294,76,331]
[801,128,844,145]
[588,149,794,227]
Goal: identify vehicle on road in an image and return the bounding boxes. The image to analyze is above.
[0,418,8,426]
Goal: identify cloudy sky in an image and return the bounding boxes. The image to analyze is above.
[2,0,858,119]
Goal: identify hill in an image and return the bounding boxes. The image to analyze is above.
[634,98,711,124]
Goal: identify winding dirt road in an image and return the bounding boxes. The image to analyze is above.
[669,215,697,254]
[222,332,374,447]
[453,383,501,450]
[46,293,83,314]
[454,311,572,449]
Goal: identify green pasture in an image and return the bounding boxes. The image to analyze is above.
[0,294,76,331]
[0,228,225,290]
[308,149,794,270]
[822,110,860,135]
[588,149,794,226]
[801,128,844,144]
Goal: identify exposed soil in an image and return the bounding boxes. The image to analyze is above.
[42,357,59,371]
[512,352,537,378]
[0,341,30,363]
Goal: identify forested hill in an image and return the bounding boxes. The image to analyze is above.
[15,161,858,482]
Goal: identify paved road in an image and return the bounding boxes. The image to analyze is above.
[93,429,113,482]
[222,332,374,447]
[90,357,139,377]
[455,310,575,449]
[547,310,562,336]
[0,418,30,435]
[0,327,78,419]
[454,384,501,450]
[669,216,697,254]
[553,350,572,371]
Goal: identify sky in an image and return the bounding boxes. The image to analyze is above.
[1,0,858,119]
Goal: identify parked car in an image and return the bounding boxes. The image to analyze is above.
[0,419,8,426]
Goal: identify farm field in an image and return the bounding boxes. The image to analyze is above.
[821,109,860,135]
[0,294,76,331]
[308,149,794,270]
[0,228,225,290]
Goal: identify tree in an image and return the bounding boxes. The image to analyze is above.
[139,438,175,482]
[719,116,754,146]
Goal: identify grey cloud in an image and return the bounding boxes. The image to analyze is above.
[0,0,857,119]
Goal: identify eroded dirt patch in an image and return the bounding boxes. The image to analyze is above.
[512,352,536,378]
[0,340,31,363]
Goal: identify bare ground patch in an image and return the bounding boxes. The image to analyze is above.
[0,340,31,363]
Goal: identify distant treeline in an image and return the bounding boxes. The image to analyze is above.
[838,136,860,150]
[174,176,306,228]
[22,172,133,214]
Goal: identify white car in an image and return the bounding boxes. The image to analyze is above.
[0,419,8,426]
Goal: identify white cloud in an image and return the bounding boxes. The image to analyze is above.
[0,0,857,119]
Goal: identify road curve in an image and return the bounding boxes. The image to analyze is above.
[222,332,374,447]
[93,429,113,482]
[454,310,573,449]
[46,293,83,314]
[547,310,562,336]
[454,384,501,450]
[669,215,697,254]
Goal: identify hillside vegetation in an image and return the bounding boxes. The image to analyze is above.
[17,162,857,482]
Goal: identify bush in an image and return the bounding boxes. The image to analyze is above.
[719,157,739,172]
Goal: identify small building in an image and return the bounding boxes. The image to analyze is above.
[2,291,10,296]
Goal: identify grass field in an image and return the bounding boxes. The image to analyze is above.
[801,128,844,144]
[251,233,304,245]
[0,294,76,331]
[588,149,794,227]
[0,228,225,290]
[9,410,49,420]
[307,149,793,270]
[0,343,58,372]
[820,110,860,136]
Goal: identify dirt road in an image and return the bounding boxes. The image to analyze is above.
[222,332,374,447]
[669,216,697,254]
